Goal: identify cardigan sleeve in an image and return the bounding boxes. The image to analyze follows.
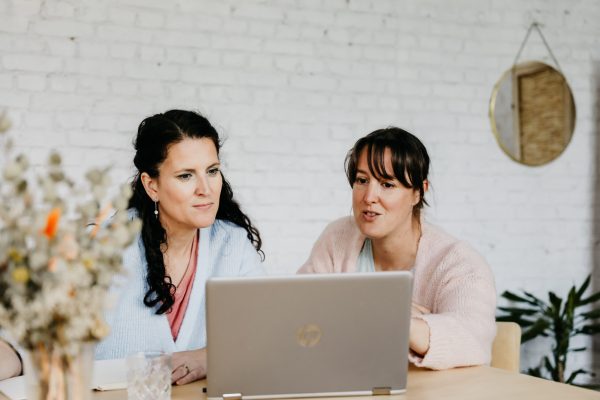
[409,243,497,370]
[298,217,366,274]
[238,236,265,277]
[297,221,339,274]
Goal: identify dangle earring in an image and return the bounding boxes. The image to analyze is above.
[154,200,159,219]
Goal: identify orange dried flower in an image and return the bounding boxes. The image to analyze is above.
[47,257,57,272]
[42,208,61,239]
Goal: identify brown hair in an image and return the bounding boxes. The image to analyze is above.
[345,127,430,219]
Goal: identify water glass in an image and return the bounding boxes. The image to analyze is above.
[126,352,172,400]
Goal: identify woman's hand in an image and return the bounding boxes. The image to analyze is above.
[409,302,431,356]
[171,348,207,385]
[0,339,22,380]
[411,302,430,318]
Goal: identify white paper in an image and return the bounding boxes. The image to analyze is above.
[92,358,127,391]
[0,375,25,400]
[0,358,127,399]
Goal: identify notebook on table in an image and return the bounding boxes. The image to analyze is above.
[0,358,127,399]
[206,271,413,400]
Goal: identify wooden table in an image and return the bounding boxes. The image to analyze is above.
[89,365,599,400]
[3,366,599,399]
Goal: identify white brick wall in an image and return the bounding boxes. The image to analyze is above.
[2,0,600,380]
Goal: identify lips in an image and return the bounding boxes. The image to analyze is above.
[193,203,213,210]
[361,210,380,222]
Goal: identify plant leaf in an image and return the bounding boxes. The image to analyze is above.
[580,309,600,319]
[566,368,592,385]
[564,287,576,318]
[496,315,536,327]
[575,323,600,335]
[548,291,562,311]
[498,306,538,316]
[501,290,541,306]
[579,291,600,306]
[522,291,547,307]
[575,275,591,301]
[543,356,558,382]
[522,318,550,343]
[526,367,543,378]
[569,347,587,352]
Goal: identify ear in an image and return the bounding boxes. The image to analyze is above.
[413,180,429,205]
[140,172,159,202]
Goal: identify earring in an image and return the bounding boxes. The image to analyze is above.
[154,200,159,218]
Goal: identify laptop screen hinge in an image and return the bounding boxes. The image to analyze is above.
[222,393,243,400]
[372,387,391,395]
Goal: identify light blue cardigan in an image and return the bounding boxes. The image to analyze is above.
[95,219,264,360]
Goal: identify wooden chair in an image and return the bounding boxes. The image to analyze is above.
[491,322,521,372]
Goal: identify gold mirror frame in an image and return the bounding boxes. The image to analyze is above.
[489,61,576,166]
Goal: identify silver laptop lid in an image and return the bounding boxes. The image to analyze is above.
[206,272,413,400]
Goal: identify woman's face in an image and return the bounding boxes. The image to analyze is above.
[143,137,223,234]
[351,148,421,241]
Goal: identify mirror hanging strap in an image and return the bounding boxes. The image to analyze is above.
[512,22,562,72]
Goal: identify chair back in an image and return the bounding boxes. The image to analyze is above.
[491,321,521,372]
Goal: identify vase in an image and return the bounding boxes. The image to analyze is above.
[23,343,94,400]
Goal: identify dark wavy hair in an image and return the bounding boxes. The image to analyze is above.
[128,109,263,314]
[345,127,430,220]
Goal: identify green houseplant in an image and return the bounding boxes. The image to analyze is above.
[497,275,600,384]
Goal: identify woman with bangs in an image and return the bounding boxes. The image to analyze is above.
[298,127,496,370]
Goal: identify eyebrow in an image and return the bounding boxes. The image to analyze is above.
[173,163,220,174]
[356,168,396,180]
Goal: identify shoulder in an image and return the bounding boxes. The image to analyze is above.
[298,216,364,274]
[419,222,492,278]
[211,219,251,244]
[320,216,362,242]
[420,222,461,252]
[209,219,259,257]
[209,219,264,276]
[119,234,145,288]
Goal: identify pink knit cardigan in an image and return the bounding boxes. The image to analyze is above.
[298,216,497,370]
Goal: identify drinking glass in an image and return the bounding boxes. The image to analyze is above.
[126,352,172,400]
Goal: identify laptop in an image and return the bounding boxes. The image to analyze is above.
[206,272,413,400]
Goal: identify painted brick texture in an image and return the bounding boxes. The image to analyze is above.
[1,0,600,380]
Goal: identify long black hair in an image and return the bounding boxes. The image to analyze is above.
[129,109,263,314]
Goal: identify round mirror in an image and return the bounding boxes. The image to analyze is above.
[489,61,576,166]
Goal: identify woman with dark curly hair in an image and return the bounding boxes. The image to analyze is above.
[93,109,264,384]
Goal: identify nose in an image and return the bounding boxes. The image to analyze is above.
[363,182,379,204]
[195,174,211,196]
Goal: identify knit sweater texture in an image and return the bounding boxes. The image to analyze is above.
[95,219,264,360]
[298,216,496,370]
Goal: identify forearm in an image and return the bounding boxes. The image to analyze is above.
[409,317,430,356]
[0,339,22,379]
[410,312,496,370]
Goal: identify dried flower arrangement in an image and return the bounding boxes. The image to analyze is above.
[0,111,140,399]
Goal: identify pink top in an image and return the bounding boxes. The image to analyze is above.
[167,233,199,341]
[298,216,497,370]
